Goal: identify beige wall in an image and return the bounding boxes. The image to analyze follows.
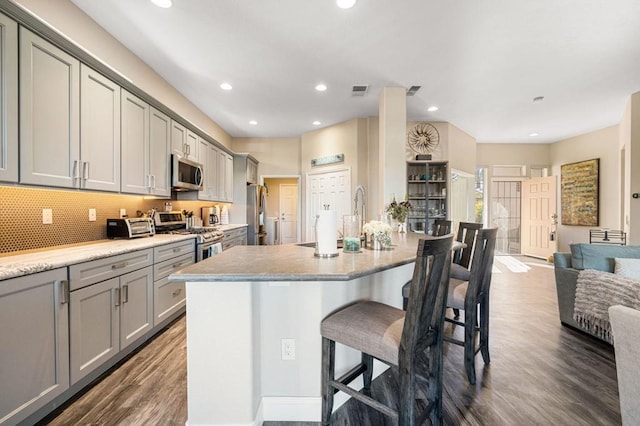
[477,143,551,169]
[448,124,477,175]
[10,0,231,148]
[232,137,301,178]
[300,118,368,233]
[550,125,620,250]
[620,92,640,244]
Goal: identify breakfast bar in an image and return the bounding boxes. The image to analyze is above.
[170,233,442,424]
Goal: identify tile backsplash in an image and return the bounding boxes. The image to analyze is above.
[0,186,227,254]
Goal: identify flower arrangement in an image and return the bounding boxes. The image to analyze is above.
[363,220,392,248]
[385,195,412,223]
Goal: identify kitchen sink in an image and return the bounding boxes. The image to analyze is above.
[296,240,344,249]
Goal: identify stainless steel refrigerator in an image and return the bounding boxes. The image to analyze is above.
[247,184,267,245]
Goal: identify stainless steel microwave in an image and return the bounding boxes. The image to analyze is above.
[172,154,203,191]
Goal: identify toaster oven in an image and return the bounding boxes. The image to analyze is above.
[106,218,155,239]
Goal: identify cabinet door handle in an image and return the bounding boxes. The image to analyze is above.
[73,160,80,181]
[112,262,128,270]
[122,285,129,304]
[172,288,182,297]
[115,287,121,306]
[59,280,69,304]
[83,161,89,180]
[151,174,156,189]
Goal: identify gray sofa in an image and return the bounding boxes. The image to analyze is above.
[553,243,640,342]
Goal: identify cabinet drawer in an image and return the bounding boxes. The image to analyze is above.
[154,276,185,326]
[223,227,246,240]
[153,239,195,264]
[153,252,195,281]
[69,249,153,291]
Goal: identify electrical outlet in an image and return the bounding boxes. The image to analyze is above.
[88,208,97,222]
[120,208,127,218]
[281,338,295,360]
[42,208,53,224]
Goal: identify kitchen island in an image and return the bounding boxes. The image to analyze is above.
[170,232,439,424]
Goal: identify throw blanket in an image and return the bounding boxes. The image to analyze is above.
[574,269,640,343]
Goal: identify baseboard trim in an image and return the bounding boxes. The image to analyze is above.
[262,396,322,422]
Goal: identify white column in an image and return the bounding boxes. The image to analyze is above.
[378,87,407,214]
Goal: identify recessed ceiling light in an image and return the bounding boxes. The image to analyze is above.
[220,82,232,91]
[427,106,439,112]
[529,132,539,137]
[336,0,356,9]
[150,0,173,8]
[315,84,327,92]
[249,120,258,125]
[313,121,321,126]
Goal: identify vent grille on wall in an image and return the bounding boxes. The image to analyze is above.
[351,85,369,96]
[406,86,421,96]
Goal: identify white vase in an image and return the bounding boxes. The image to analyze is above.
[398,222,407,233]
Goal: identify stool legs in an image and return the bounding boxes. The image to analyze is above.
[362,353,373,395]
[321,338,335,425]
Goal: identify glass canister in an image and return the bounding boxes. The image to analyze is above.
[343,215,361,252]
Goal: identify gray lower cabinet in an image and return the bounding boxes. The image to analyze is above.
[70,266,153,384]
[223,227,247,250]
[68,249,154,384]
[153,239,195,326]
[0,268,69,425]
[0,12,18,183]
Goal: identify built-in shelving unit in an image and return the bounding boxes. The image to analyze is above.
[406,161,449,234]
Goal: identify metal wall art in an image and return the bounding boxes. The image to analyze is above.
[561,158,599,226]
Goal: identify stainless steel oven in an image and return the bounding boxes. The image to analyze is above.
[198,238,223,262]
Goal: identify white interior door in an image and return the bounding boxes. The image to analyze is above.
[279,184,299,244]
[521,176,557,259]
[306,169,351,241]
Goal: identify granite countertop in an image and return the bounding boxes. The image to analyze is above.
[170,233,444,283]
[0,234,196,281]
[217,223,248,232]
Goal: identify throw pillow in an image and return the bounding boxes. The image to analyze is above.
[614,258,640,280]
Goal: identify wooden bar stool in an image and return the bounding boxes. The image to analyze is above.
[445,228,497,385]
[432,219,452,236]
[320,235,453,425]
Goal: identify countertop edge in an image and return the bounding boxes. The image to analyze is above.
[0,234,197,281]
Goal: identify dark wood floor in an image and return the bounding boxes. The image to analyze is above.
[42,256,621,425]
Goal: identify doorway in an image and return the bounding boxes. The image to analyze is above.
[520,176,558,259]
[490,180,522,254]
[263,177,301,244]
[306,168,351,241]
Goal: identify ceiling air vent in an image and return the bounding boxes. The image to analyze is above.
[406,86,421,96]
[351,85,369,96]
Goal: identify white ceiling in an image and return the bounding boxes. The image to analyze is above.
[70,0,640,143]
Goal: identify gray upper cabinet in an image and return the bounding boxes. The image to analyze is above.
[121,89,150,194]
[198,137,219,201]
[171,120,198,161]
[246,157,258,185]
[19,28,80,188]
[0,13,17,183]
[0,268,69,425]
[218,150,234,202]
[80,65,121,192]
[122,92,171,196]
[149,107,171,197]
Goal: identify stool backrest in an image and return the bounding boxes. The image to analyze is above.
[400,235,453,362]
[432,219,452,236]
[454,222,483,267]
[467,228,498,303]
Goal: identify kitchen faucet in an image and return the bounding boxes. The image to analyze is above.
[354,185,366,233]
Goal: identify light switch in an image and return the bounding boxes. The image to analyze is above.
[120,208,127,218]
[89,208,97,222]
